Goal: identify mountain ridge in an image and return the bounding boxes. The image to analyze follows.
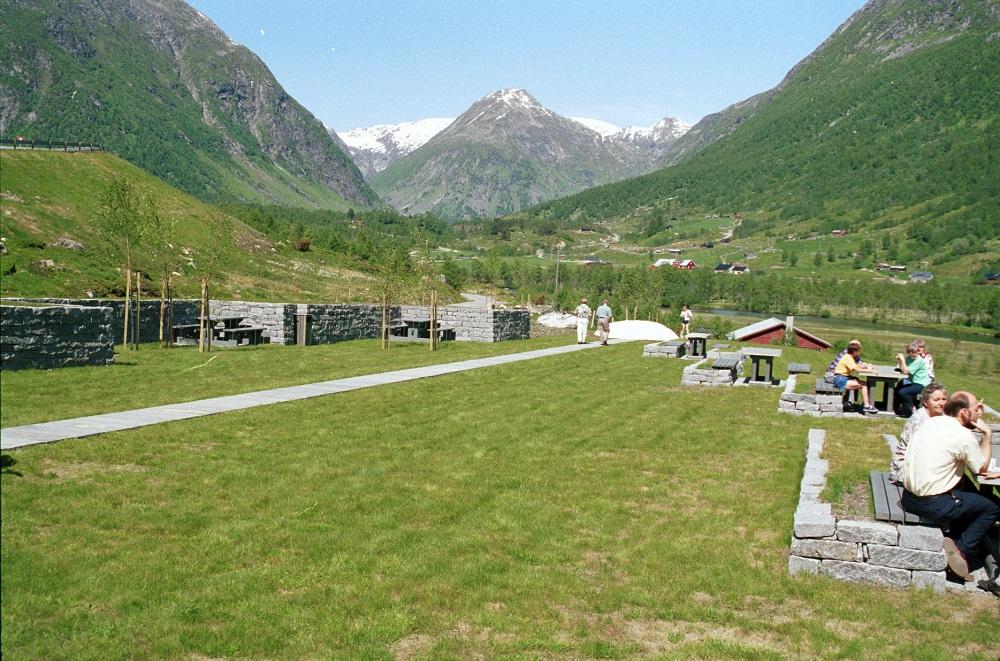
[0,0,378,210]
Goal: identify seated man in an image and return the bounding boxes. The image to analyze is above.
[832,342,878,414]
[901,391,999,583]
[894,341,932,418]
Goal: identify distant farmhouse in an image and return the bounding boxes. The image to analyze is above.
[909,271,934,283]
[729,316,831,351]
[876,262,908,272]
[580,255,608,266]
[831,229,848,237]
[652,258,696,269]
[731,263,750,274]
[714,263,733,273]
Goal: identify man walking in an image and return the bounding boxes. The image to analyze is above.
[901,391,998,582]
[574,298,592,345]
[595,299,613,346]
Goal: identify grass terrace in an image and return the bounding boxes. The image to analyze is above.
[2,334,999,658]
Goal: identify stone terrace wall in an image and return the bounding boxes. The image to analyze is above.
[302,303,390,344]
[398,305,529,343]
[788,429,951,592]
[777,375,864,419]
[210,300,296,345]
[2,298,200,344]
[1,303,115,370]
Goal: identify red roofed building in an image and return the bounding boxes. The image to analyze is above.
[728,316,831,351]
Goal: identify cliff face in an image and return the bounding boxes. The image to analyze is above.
[0,0,379,209]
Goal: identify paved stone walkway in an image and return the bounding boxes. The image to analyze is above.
[1,340,627,450]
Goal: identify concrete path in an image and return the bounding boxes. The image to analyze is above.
[1,340,627,451]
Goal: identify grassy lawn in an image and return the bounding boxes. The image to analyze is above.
[2,337,998,658]
[0,336,570,428]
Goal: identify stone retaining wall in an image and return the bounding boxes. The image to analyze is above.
[680,353,744,386]
[398,305,529,343]
[1,303,116,370]
[210,300,296,345]
[777,375,865,418]
[301,303,388,345]
[788,429,958,592]
[2,297,200,344]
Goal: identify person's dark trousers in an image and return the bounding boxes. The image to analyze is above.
[902,486,1000,558]
[895,382,925,417]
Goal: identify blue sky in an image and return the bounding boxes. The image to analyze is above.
[189,0,868,132]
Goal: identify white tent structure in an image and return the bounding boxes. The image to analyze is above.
[606,320,678,342]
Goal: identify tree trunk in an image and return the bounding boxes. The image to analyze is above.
[198,277,208,353]
[167,274,174,348]
[158,275,166,349]
[123,266,132,348]
[133,271,141,350]
[429,289,438,352]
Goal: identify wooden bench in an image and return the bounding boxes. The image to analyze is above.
[869,470,937,525]
[711,356,740,370]
[788,362,812,374]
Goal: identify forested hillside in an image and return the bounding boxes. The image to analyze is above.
[517,0,1000,264]
[0,0,378,210]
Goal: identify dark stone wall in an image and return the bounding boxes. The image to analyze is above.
[1,304,116,370]
[2,298,200,344]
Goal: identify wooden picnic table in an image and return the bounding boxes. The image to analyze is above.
[390,319,456,343]
[743,347,782,384]
[857,363,903,413]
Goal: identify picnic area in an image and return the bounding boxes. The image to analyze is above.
[2,323,998,658]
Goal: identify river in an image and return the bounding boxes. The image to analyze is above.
[704,308,1000,346]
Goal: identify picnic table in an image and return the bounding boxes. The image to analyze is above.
[171,315,266,346]
[390,319,456,343]
[743,347,781,384]
[858,364,902,413]
[686,332,712,358]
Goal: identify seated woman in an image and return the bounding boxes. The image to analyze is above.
[894,341,932,417]
[833,343,878,414]
[889,383,947,484]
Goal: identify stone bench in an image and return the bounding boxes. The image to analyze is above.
[643,340,686,358]
[788,362,812,375]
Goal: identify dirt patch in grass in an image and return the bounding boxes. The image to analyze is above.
[38,460,149,482]
[832,480,873,520]
[390,633,435,660]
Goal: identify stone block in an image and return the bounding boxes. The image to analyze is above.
[866,544,946,571]
[820,559,911,588]
[788,555,820,576]
[791,539,860,561]
[794,510,836,539]
[898,525,943,552]
[796,401,819,411]
[781,393,807,403]
[911,570,947,592]
[778,399,797,411]
[815,395,843,406]
[807,429,825,444]
[836,520,898,546]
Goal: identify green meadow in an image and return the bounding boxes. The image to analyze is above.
[2,329,998,658]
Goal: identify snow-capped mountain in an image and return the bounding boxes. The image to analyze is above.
[335,118,454,178]
[371,89,652,220]
[571,117,691,159]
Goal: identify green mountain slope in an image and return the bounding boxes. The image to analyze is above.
[0,150,435,301]
[0,0,379,210]
[519,0,1000,262]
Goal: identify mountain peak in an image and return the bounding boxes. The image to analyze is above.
[486,88,542,110]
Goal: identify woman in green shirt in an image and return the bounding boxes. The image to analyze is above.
[895,341,931,418]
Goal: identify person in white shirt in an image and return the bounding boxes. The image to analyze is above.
[680,304,693,338]
[574,298,592,344]
[902,391,998,581]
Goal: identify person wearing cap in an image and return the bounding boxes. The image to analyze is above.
[901,391,999,584]
[574,298,592,344]
[595,299,613,346]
